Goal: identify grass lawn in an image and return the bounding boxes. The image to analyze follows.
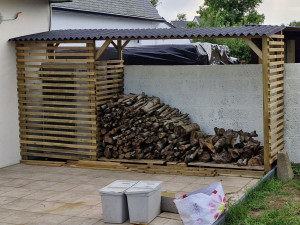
[225,164,300,225]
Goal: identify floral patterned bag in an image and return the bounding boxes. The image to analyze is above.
[173,182,227,225]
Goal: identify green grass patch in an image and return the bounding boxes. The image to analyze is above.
[225,167,300,225]
[292,163,300,176]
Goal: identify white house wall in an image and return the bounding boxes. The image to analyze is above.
[52,10,170,46]
[0,0,50,168]
[124,64,300,163]
[51,10,190,46]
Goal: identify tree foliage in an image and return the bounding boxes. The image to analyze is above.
[176,13,187,21]
[150,0,160,8]
[289,20,300,27]
[198,0,265,27]
[192,0,265,63]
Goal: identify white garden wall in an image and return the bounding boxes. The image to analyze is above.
[0,0,50,168]
[125,64,300,163]
[284,64,300,163]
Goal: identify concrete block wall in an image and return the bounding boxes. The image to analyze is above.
[124,64,300,163]
[284,64,300,163]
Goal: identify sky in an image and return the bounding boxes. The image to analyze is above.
[156,0,300,25]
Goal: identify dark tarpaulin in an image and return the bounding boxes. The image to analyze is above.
[100,44,209,65]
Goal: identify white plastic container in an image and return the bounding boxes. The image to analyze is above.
[98,180,137,223]
[125,180,163,223]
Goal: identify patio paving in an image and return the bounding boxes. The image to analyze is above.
[0,163,259,225]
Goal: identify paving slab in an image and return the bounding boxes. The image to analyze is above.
[0,164,259,225]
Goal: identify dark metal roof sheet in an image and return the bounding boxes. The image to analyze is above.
[52,0,164,22]
[10,25,287,41]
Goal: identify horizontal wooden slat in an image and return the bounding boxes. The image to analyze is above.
[17,58,94,63]
[270,144,284,157]
[268,55,284,60]
[20,128,94,137]
[20,140,96,150]
[22,146,95,156]
[20,70,94,76]
[16,46,93,51]
[269,98,284,108]
[269,80,284,88]
[96,79,123,85]
[96,60,124,64]
[97,74,123,80]
[269,60,284,67]
[20,105,95,113]
[269,86,284,95]
[269,34,284,39]
[270,117,284,129]
[19,117,95,125]
[269,155,278,164]
[19,94,90,101]
[97,69,123,75]
[97,100,109,106]
[19,100,94,106]
[96,94,117,101]
[17,64,92,69]
[96,89,122,95]
[21,152,90,160]
[20,111,96,119]
[271,137,284,149]
[20,88,94,94]
[269,67,284,74]
[20,122,96,131]
[95,65,124,69]
[269,92,284,102]
[269,105,284,115]
[270,111,284,122]
[23,134,96,144]
[18,77,94,83]
[270,124,284,136]
[269,41,284,46]
[269,73,284,81]
[17,52,94,57]
[18,82,93,88]
[270,132,284,144]
[96,83,123,90]
[269,48,284,53]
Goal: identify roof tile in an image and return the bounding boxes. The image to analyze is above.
[52,0,164,21]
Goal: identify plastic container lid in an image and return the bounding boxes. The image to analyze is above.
[125,180,162,195]
[99,180,138,195]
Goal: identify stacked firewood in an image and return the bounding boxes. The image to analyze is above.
[97,93,264,166]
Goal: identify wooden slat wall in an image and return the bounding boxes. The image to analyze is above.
[95,60,124,107]
[262,33,285,172]
[16,40,97,161]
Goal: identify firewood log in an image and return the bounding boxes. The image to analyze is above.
[212,150,232,163]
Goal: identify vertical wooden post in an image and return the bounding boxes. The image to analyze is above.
[117,40,123,60]
[262,36,271,172]
[87,40,97,160]
[16,43,28,160]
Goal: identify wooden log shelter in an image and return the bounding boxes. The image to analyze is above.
[11,25,295,174]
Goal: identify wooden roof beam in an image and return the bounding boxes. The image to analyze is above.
[243,38,262,60]
[95,40,112,60]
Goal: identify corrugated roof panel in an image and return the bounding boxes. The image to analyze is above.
[10,25,287,41]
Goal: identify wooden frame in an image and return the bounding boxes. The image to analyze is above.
[16,40,98,161]
[15,32,285,173]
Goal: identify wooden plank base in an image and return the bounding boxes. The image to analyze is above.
[20,159,264,178]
